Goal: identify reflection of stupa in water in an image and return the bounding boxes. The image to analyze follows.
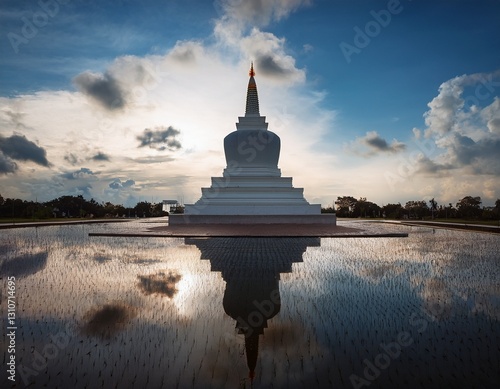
[171,64,335,225]
[185,237,320,382]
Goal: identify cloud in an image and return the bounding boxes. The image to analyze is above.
[109,178,135,190]
[239,28,305,83]
[256,54,294,77]
[488,117,500,133]
[137,270,182,297]
[128,155,176,164]
[60,167,97,180]
[3,109,27,130]
[0,151,17,174]
[352,131,406,156]
[414,155,454,175]
[65,151,110,165]
[213,2,306,84]
[92,152,110,161]
[424,70,500,138]
[64,153,80,166]
[302,44,313,53]
[216,0,311,27]
[137,126,182,151]
[73,71,126,110]
[168,41,201,64]
[414,70,500,177]
[0,134,50,173]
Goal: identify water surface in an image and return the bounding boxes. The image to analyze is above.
[1,221,499,388]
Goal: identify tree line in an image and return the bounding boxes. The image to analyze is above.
[0,194,183,219]
[322,196,500,220]
[1,193,499,221]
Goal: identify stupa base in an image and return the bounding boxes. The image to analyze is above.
[168,214,336,225]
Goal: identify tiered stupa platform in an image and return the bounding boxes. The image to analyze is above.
[169,64,335,225]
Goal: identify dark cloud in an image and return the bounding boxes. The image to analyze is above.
[355,131,406,156]
[0,134,50,173]
[109,178,135,190]
[415,155,454,175]
[61,167,96,180]
[256,54,295,78]
[92,152,110,161]
[0,151,17,173]
[416,134,500,175]
[81,303,136,339]
[0,252,48,278]
[137,270,182,297]
[73,71,126,110]
[64,151,110,165]
[449,134,500,174]
[137,126,182,151]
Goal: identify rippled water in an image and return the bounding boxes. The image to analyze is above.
[1,221,499,388]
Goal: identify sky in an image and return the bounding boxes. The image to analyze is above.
[0,0,499,208]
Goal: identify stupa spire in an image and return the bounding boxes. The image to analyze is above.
[249,62,255,77]
[245,62,260,116]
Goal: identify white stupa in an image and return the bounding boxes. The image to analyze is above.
[170,64,335,225]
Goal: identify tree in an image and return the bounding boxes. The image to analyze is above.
[494,199,500,218]
[382,203,404,219]
[335,196,357,217]
[134,201,152,217]
[353,197,381,218]
[429,198,438,219]
[46,195,86,217]
[456,196,482,219]
[405,200,428,219]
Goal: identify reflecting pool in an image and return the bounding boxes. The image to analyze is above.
[1,221,499,388]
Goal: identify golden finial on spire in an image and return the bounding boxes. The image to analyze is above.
[249,62,255,77]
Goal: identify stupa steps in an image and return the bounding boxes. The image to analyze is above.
[210,176,294,188]
[195,196,309,206]
[186,204,322,215]
[196,187,311,199]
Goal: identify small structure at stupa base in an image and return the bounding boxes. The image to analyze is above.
[169,64,336,226]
